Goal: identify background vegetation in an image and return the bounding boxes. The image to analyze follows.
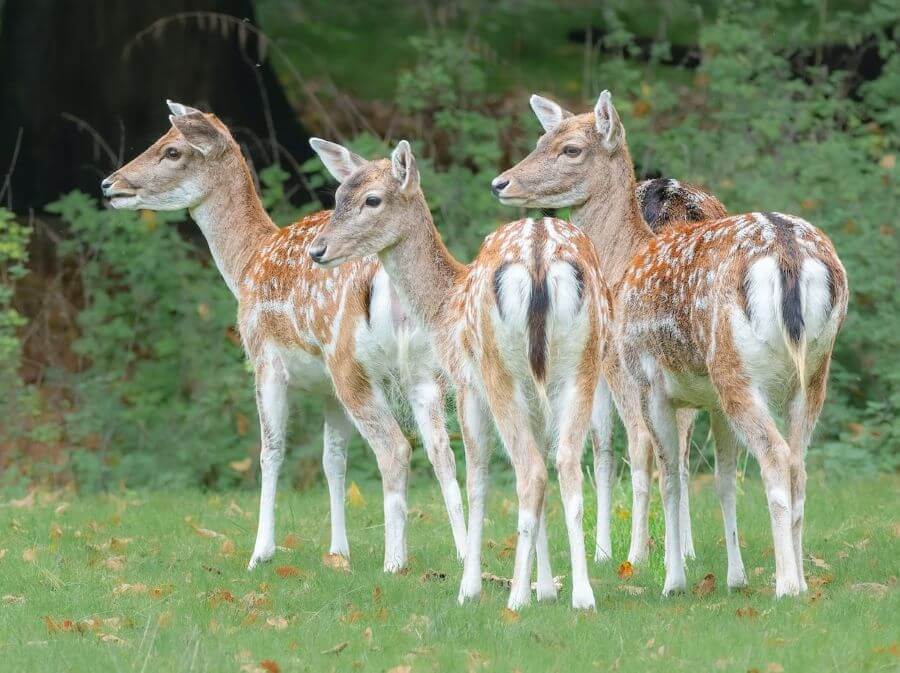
[1,0,898,494]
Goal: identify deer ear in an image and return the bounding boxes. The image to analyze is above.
[170,112,226,156]
[166,99,202,117]
[391,140,420,193]
[530,94,572,133]
[309,138,366,183]
[594,90,624,152]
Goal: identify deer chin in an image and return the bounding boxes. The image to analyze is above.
[107,194,141,210]
[312,254,348,269]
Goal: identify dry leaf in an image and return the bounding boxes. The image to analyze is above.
[275,565,303,579]
[362,627,374,645]
[260,661,280,673]
[0,549,6,561]
[618,585,646,596]
[266,616,289,630]
[880,154,896,169]
[3,595,25,604]
[55,503,69,516]
[322,553,350,572]
[227,500,248,518]
[235,413,250,436]
[421,569,448,582]
[113,583,148,596]
[209,588,235,606]
[282,534,299,550]
[230,457,252,473]
[98,633,128,645]
[617,561,634,580]
[192,526,224,539]
[104,556,125,572]
[149,585,173,599]
[499,608,520,624]
[321,641,349,655]
[347,482,366,509]
[736,606,758,618]
[156,611,173,627]
[372,585,383,603]
[220,538,235,556]
[341,607,363,624]
[615,505,630,520]
[808,555,830,570]
[808,574,833,589]
[693,573,716,598]
[22,548,37,563]
[850,582,890,598]
[10,491,36,509]
[387,667,411,673]
[766,664,785,673]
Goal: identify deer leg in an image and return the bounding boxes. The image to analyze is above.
[457,384,493,604]
[248,361,289,570]
[534,492,557,601]
[676,408,697,560]
[322,399,354,558]
[709,411,747,589]
[408,375,467,561]
[590,379,615,563]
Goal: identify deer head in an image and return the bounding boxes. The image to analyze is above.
[101,100,236,211]
[308,138,424,267]
[491,90,626,209]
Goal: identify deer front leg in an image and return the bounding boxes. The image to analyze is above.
[322,400,354,558]
[534,492,557,601]
[248,360,289,570]
[590,379,615,563]
[408,375,467,561]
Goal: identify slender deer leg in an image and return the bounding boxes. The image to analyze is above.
[709,411,747,589]
[639,374,686,595]
[555,374,597,610]
[457,384,493,604]
[248,361,289,570]
[535,492,557,601]
[676,408,697,559]
[408,375,467,561]
[322,399,354,557]
[591,379,615,563]
[330,357,411,573]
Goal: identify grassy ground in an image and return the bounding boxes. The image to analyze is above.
[1,473,897,673]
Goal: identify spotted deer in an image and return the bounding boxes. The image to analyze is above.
[493,91,847,597]
[308,138,610,610]
[101,101,467,573]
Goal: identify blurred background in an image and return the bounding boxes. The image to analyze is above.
[0,0,896,493]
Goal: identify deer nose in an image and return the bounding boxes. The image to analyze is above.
[100,177,114,192]
[491,177,510,196]
[309,243,327,264]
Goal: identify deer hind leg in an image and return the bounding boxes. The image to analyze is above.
[676,408,697,559]
[408,375,467,561]
[709,411,747,589]
[636,367,686,595]
[248,360,289,570]
[457,384,493,605]
[590,379,615,563]
[554,371,598,609]
[322,399,354,558]
[330,358,411,573]
[787,356,830,593]
[620,400,653,565]
[534,490,557,601]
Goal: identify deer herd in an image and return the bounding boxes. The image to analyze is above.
[101,89,847,610]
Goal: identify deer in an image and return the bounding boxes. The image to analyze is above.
[492,90,848,597]
[308,137,611,610]
[100,100,468,574]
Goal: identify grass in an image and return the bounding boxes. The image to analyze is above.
[1,472,897,673]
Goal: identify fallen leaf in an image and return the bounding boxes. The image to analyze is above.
[808,555,830,570]
[220,538,235,556]
[618,585,646,596]
[880,154,896,169]
[322,553,350,572]
[156,611,173,627]
[808,574,833,589]
[266,616,289,630]
[3,595,25,604]
[230,457,252,473]
[341,607,364,624]
[22,547,37,563]
[10,491,36,509]
[0,549,6,560]
[372,585,383,603]
[873,643,900,657]
[736,606,758,618]
[362,627,374,644]
[275,565,303,579]
[617,561,634,580]
[208,588,235,606]
[234,413,250,436]
[766,664,785,673]
[321,641,348,655]
[227,500,249,518]
[149,585,173,599]
[104,556,125,572]
[55,503,69,516]
[282,534,299,550]
[387,667,411,673]
[615,505,630,520]
[499,608,519,624]
[98,633,128,645]
[113,583,148,596]
[421,569,448,582]
[260,661,280,673]
[851,582,890,598]
[693,573,716,598]
[347,482,366,509]
[192,526,224,539]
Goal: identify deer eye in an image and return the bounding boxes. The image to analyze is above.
[364,195,382,207]
[165,147,181,160]
[562,145,582,158]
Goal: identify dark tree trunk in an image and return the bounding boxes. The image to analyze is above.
[0,0,316,212]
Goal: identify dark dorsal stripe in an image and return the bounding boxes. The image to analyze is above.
[766,212,804,344]
[527,218,550,382]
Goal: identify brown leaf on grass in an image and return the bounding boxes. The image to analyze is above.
[873,643,900,657]
[499,608,519,624]
[482,572,511,589]
[347,482,366,509]
[266,616,289,630]
[192,526,225,539]
[104,556,125,572]
[766,664,785,673]
[618,585,646,596]
[808,555,830,570]
[341,607,364,624]
[4,595,25,604]
[322,553,350,572]
[260,661,281,673]
[156,611,173,627]
[851,582,890,598]
[735,606,758,618]
[617,561,634,580]
[282,534,299,550]
[321,641,348,655]
[227,500,249,518]
[372,585,383,603]
[55,503,69,516]
[362,627,374,645]
[149,585,173,599]
[113,583,148,596]
[0,549,6,560]
[230,457,252,473]
[234,413,250,437]
[10,491,36,509]
[387,667,411,673]
[220,538,235,557]
[693,573,716,598]
[275,565,303,579]
[98,633,128,645]
[808,574,833,589]
[208,588,235,606]
[421,569,448,582]
[22,547,37,563]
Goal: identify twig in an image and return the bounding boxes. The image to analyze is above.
[0,127,23,209]
[60,113,118,168]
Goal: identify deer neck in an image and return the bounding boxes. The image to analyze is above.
[189,155,277,297]
[570,149,653,287]
[378,196,463,333]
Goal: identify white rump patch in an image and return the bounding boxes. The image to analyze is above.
[800,257,832,341]
[495,263,531,327]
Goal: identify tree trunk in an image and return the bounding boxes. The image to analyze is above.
[0,0,316,212]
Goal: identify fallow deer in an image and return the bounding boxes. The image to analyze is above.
[308,138,611,610]
[493,91,848,597]
[101,101,467,573]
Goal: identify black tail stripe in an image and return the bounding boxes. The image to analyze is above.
[493,262,510,321]
[528,219,549,382]
[767,212,804,343]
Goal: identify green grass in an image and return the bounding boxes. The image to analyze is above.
[1,473,897,672]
